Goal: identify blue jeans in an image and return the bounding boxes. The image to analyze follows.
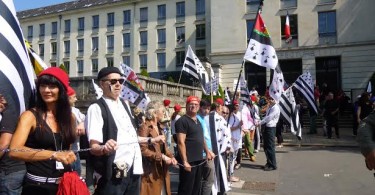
[0,169,26,195]
[71,139,81,175]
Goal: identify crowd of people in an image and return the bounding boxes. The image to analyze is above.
[0,65,374,195]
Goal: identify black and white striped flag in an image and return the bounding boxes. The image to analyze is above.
[0,0,36,130]
[293,72,318,115]
[279,87,302,140]
[224,89,231,105]
[240,76,251,105]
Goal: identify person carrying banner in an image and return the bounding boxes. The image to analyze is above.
[85,67,165,195]
[9,67,77,194]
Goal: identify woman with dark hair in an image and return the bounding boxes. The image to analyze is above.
[9,67,77,195]
[357,92,373,124]
[138,101,177,195]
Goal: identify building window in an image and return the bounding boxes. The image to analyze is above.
[39,24,45,36]
[27,25,33,38]
[140,7,148,22]
[196,49,206,59]
[92,59,98,72]
[318,11,336,37]
[123,56,130,66]
[107,35,114,51]
[78,17,85,31]
[92,15,99,29]
[38,44,44,57]
[51,62,57,67]
[176,51,185,67]
[196,0,205,15]
[107,57,114,67]
[51,42,57,55]
[281,14,298,40]
[123,33,131,48]
[280,0,297,9]
[123,10,131,24]
[139,54,147,68]
[158,4,166,20]
[157,53,166,68]
[64,61,70,74]
[77,39,84,52]
[77,60,84,73]
[64,20,70,33]
[246,20,255,42]
[157,29,166,43]
[92,37,99,52]
[196,24,205,40]
[176,2,185,18]
[176,26,185,43]
[64,41,70,54]
[107,12,115,27]
[140,31,147,46]
[51,22,57,35]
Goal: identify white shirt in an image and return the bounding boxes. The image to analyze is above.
[260,103,280,127]
[85,97,143,175]
[72,107,85,124]
[228,111,242,150]
[171,114,181,135]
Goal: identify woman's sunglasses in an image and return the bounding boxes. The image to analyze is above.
[102,79,125,85]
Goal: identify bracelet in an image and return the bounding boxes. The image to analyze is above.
[148,137,152,145]
[49,152,57,161]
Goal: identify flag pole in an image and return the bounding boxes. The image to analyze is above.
[227,0,263,125]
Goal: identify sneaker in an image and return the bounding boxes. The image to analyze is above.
[276,144,283,148]
[230,176,240,182]
[264,166,277,171]
[234,164,241,170]
[250,156,256,162]
[254,149,259,153]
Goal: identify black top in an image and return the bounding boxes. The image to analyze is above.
[324,99,339,118]
[0,114,25,174]
[359,101,373,120]
[25,110,70,178]
[175,115,204,163]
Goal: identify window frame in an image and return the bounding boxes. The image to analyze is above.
[123,33,131,48]
[176,2,185,17]
[140,7,148,22]
[123,10,131,24]
[51,22,57,35]
[280,14,298,40]
[107,12,115,27]
[176,51,185,67]
[107,35,114,50]
[27,25,33,38]
[64,40,70,54]
[196,0,205,15]
[91,59,98,72]
[77,60,84,73]
[77,39,84,52]
[78,17,85,31]
[139,54,148,68]
[157,53,166,68]
[196,24,205,40]
[64,20,70,33]
[158,4,166,20]
[39,24,45,36]
[123,56,130,66]
[140,31,148,46]
[318,11,337,37]
[92,15,99,29]
[51,42,57,55]
[176,26,185,42]
[92,37,99,52]
[157,29,166,43]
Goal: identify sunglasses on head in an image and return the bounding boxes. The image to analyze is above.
[102,78,125,85]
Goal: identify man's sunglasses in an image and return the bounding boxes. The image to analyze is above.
[102,79,125,85]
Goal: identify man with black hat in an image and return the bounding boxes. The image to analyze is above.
[85,67,165,195]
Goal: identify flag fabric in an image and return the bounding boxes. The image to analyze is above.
[244,12,278,69]
[284,12,292,43]
[293,72,318,115]
[279,87,302,140]
[25,40,48,75]
[224,89,231,105]
[240,76,251,105]
[119,63,150,110]
[91,79,103,99]
[367,81,372,93]
[182,45,213,95]
[0,0,36,130]
[269,66,285,103]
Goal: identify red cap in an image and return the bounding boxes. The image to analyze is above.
[174,104,182,112]
[163,99,171,106]
[251,95,257,102]
[215,98,224,106]
[186,96,200,104]
[233,100,239,105]
[38,67,69,90]
[67,86,76,97]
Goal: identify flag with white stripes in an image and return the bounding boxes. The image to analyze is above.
[367,81,372,93]
[224,89,231,105]
[182,45,212,95]
[293,72,318,115]
[119,63,150,110]
[240,76,251,105]
[91,79,103,99]
[279,87,302,140]
[269,66,285,103]
[0,0,36,130]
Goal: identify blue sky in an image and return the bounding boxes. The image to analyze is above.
[14,0,73,11]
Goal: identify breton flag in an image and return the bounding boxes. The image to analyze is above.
[119,63,150,110]
[366,81,372,93]
[91,79,103,99]
[224,88,231,105]
[182,45,212,95]
[293,72,318,115]
[0,0,36,130]
[284,12,292,43]
[204,67,219,95]
[25,40,49,75]
[269,66,285,103]
[240,76,251,105]
[279,87,302,140]
[244,11,278,69]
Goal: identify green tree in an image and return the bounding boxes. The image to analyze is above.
[167,76,175,83]
[201,84,224,103]
[140,68,149,77]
